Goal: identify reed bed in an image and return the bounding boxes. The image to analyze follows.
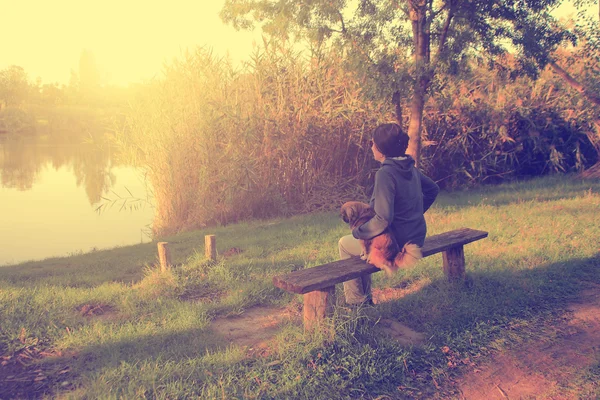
[115,43,598,236]
[116,45,387,236]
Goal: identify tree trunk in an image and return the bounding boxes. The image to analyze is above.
[407,82,426,166]
[407,3,431,167]
[392,91,402,125]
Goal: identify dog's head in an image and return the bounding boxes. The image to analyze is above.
[340,201,374,228]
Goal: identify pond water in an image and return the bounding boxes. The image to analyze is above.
[0,132,154,266]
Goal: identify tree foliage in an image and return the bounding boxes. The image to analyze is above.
[0,65,30,108]
[221,0,577,164]
[553,3,599,140]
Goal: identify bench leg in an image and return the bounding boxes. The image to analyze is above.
[443,245,465,280]
[303,286,336,331]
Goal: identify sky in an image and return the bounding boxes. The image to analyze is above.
[0,0,589,87]
[1,0,264,86]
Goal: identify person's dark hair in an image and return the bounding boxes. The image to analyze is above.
[372,123,409,157]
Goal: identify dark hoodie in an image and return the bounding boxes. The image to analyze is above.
[352,156,439,247]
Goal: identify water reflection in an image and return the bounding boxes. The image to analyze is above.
[0,130,154,266]
[0,132,118,205]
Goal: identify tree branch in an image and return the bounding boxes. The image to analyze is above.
[326,27,345,34]
[392,91,403,125]
[430,1,448,20]
[348,34,378,66]
[337,10,347,34]
[549,61,600,106]
[438,2,454,55]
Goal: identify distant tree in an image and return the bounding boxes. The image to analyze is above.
[65,69,81,104]
[79,49,101,100]
[30,77,42,101]
[221,0,576,165]
[69,68,79,91]
[40,83,67,105]
[0,65,30,108]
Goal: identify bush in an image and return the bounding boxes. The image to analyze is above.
[0,107,36,134]
[421,69,598,189]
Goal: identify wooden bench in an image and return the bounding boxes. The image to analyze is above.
[272,227,488,330]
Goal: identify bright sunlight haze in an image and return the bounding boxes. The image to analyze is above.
[1,1,583,86]
[1,0,263,86]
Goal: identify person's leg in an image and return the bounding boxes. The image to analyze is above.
[338,235,372,305]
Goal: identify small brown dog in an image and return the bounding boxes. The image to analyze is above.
[340,201,422,276]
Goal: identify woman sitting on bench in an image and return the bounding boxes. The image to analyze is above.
[338,123,439,305]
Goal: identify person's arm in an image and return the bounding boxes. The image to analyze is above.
[353,170,394,240]
[419,170,439,213]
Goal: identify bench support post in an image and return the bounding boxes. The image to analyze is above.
[443,246,465,280]
[303,286,336,331]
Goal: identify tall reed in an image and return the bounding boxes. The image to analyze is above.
[116,45,388,235]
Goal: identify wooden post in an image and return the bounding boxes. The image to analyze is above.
[157,242,171,272]
[303,286,336,331]
[205,235,216,262]
[442,245,465,280]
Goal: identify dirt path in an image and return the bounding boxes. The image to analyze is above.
[210,282,431,352]
[210,303,302,356]
[455,283,600,399]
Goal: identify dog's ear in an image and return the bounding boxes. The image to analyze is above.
[342,205,355,224]
[340,204,352,224]
[341,211,350,223]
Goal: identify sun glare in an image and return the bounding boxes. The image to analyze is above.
[1,0,263,86]
[2,1,593,86]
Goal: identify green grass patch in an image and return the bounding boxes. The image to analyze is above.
[1,175,599,398]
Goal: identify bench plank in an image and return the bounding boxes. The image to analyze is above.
[273,257,379,294]
[272,227,488,294]
[421,228,488,257]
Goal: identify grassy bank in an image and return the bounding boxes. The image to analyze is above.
[1,175,599,399]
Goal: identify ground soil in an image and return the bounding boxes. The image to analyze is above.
[453,283,600,399]
[0,346,76,400]
[210,302,302,356]
[209,281,431,352]
[2,285,598,399]
[209,281,600,399]
[0,303,115,399]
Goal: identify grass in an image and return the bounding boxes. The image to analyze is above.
[1,175,599,399]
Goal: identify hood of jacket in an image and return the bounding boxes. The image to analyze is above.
[381,155,415,180]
